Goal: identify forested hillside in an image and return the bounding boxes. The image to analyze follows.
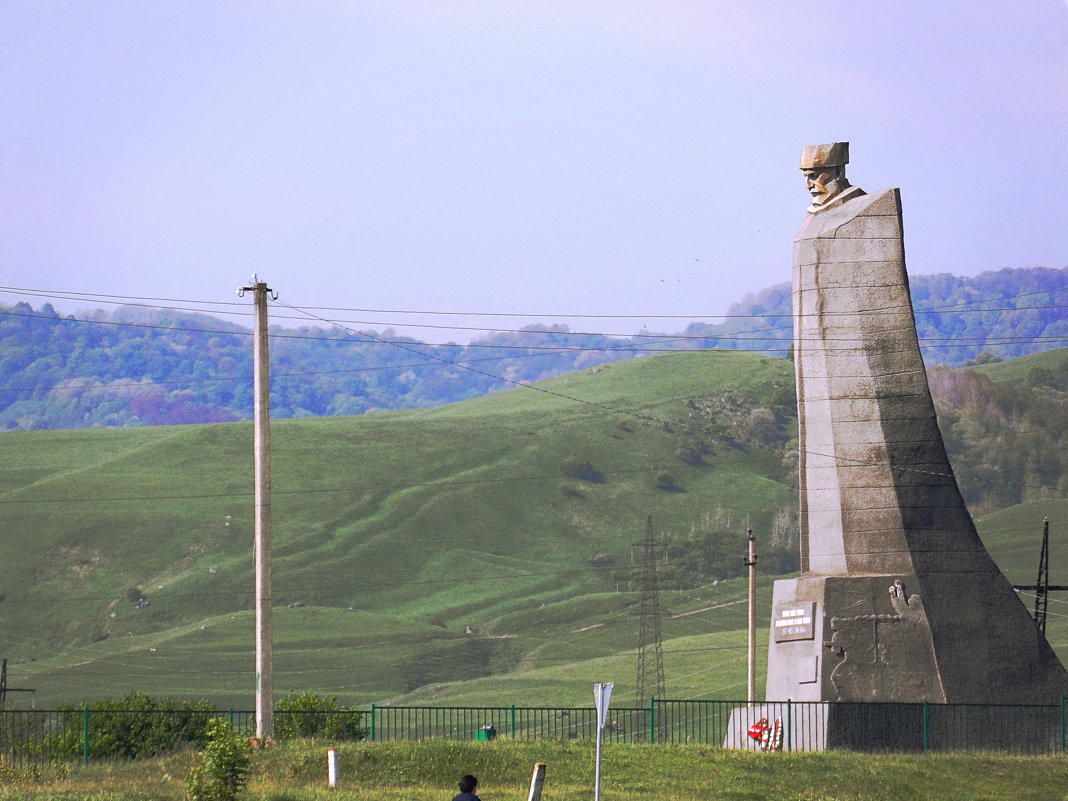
[0,266,1064,430]
[929,348,1068,515]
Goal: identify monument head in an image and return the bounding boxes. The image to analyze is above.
[800,142,858,213]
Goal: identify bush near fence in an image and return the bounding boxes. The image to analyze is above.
[0,691,365,767]
[274,691,365,741]
[8,692,218,763]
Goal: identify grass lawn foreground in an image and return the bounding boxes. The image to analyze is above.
[2,740,1067,801]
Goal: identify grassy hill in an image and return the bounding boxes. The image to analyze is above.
[974,346,1068,385]
[1,350,798,707]
[2,348,1064,710]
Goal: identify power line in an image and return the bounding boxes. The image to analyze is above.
[4,282,1067,320]
[0,465,669,506]
[0,298,1064,508]
[23,640,755,682]
[4,289,1068,342]
[0,568,611,605]
[4,307,1065,352]
[0,418,1063,509]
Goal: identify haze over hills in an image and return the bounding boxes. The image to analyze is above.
[1,266,1065,430]
[1,347,1065,708]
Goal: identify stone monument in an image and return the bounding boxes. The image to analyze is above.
[752,143,1068,749]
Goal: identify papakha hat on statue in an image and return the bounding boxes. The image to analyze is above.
[799,142,849,169]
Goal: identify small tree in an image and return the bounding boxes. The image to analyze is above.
[186,718,251,801]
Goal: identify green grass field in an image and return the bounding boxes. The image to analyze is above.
[4,740,1067,801]
[1,348,1064,710]
[974,346,1068,384]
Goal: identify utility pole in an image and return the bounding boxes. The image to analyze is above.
[1035,517,1050,634]
[239,276,276,740]
[744,527,757,703]
[635,516,665,719]
[1013,519,1068,636]
[0,658,35,708]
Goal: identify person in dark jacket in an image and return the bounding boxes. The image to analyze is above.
[453,774,481,801]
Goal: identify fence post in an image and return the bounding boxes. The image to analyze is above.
[786,700,792,752]
[229,708,235,727]
[648,698,655,745]
[511,705,516,739]
[1061,696,1066,753]
[370,704,376,742]
[82,706,90,766]
[922,701,929,751]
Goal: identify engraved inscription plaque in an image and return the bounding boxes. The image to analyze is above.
[774,602,816,642]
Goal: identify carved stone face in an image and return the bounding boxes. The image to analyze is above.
[802,166,845,207]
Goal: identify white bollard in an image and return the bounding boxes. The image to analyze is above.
[327,747,339,787]
[527,762,547,801]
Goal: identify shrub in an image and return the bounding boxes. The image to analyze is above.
[559,456,603,483]
[674,441,709,466]
[45,692,217,761]
[744,408,781,446]
[654,472,682,492]
[274,691,366,741]
[186,717,250,801]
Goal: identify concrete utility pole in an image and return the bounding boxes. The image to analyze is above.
[745,527,757,703]
[239,276,276,739]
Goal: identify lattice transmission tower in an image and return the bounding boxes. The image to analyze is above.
[635,516,665,709]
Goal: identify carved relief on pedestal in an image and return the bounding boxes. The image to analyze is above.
[823,579,942,701]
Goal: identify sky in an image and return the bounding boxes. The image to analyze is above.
[1,1,1066,343]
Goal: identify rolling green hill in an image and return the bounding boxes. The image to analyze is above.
[1,348,1064,710]
[1,350,798,707]
[974,346,1068,387]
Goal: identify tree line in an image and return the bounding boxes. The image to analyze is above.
[0,266,1064,431]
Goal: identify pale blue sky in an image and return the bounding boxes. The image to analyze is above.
[2,1,1066,340]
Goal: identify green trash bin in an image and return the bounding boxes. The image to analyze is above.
[475,724,496,742]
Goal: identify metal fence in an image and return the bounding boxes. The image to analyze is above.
[3,699,1067,768]
[663,699,1068,754]
[367,705,652,743]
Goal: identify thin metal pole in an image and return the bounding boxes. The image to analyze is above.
[594,718,603,801]
[745,528,757,703]
[922,700,929,751]
[786,699,792,752]
[240,277,275,740]
[648,696,655,745]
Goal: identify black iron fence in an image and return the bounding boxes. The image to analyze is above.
[3,699,1066,768]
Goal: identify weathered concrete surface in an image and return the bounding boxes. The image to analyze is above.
[765,181,1068,707]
